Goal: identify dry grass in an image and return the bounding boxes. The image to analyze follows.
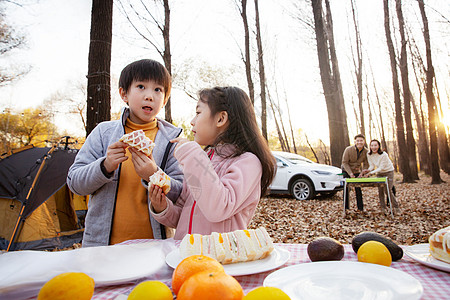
[249,172,450,245]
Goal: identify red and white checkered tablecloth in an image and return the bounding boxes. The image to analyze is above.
[92,240,450,300]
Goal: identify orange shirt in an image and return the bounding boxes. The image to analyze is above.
[110,118,158,244]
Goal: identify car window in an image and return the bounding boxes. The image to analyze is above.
[287,157,313,164]
[273,152,315,165]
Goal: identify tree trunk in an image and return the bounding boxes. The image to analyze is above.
[86,0,113,136]
[369,60,388,152]
[240,0,255,105]
[434,81,450,174]
[324,0,350,145]
[395,0,419,179]
[305,133,320,163]
[254,0,267,140]
[319,139,331,165]
[284,90,298,154]
[277,102,291,152]
[411,95,431,175]
[268,92,287,151]
[350,0,365,138]
[383,0,414,182]
[418,0,442,184]
[391,122,399,172]
[162,0,172,123]
[311,0,349,167]
[408,36,432,175]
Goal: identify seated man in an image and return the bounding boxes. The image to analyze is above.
[341,134,369,211]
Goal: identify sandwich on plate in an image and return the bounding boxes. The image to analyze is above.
[179,227,274,264]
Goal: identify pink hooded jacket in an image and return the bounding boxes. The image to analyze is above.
[150,141,263,240]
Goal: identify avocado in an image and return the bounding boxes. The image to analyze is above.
[352,232,403,261]
[307,237,345,262]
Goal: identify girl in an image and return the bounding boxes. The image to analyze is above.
[149,86,275,239]
[364,139,400,214]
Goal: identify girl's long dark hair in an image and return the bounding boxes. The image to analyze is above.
[368,139,383,155]
[198,86,276,197]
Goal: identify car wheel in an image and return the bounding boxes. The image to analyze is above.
[290,178,315,200]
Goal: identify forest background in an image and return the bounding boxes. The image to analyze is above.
[0,0,449,184]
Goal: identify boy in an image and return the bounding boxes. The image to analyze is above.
[341,134,369,211]
[67,59,183,247]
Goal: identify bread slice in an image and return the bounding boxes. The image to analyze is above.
[211,232,226,262]
[179,233,202,259]
[234,230,257,261]
[201,235,217,260]
[248,229,264,260]
[254,227,274,259]
[218,233,234,264]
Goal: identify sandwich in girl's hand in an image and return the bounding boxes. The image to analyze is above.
[119,129,155,156]
[179,227,274,264]
[149,169,171,194]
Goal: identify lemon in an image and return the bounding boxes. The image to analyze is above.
[37,272,95,300]
[357,240,392,266]
[127,281,172,300]
[243,286,291,300]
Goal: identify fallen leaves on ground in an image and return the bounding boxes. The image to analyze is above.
[249,172,450,245]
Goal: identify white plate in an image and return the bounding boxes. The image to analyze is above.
[0,240,175,299]
[165,246,290,276]
[405,243,450,273]
[264,261,423,300]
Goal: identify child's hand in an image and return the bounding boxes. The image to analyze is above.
[129,147,158,180]
[104,141,128,173]
[170,137,191,151]
[149,184,167,213]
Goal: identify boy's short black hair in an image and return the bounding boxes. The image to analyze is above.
[354,134,365,140]
[119,59,172,102]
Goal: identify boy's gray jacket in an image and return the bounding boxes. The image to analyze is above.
[67,108,183,247]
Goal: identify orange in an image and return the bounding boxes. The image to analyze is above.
[37,272,94,300]
[357,240,392,266]
[172,255,224,295]
[177,270,244,300]
[244,286,291,299]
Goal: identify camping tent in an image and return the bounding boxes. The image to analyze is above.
[0,145,86,251]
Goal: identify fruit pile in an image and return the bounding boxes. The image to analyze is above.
[171,255,290,300]
[306,231,403,266]
[36,255,290,300]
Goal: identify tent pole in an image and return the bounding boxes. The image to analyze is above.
[6,205,25,252]
[5,147,55,252]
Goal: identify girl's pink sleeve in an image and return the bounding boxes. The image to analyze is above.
[175,142,262,223]
[151,182,187,228]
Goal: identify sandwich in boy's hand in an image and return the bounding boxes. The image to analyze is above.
[179,227,274,264]
[149,169,171,194]
[119,129,155,156]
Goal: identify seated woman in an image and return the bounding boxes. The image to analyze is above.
[364,139,400,214]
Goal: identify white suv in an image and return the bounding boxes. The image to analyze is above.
[270,151,344,200]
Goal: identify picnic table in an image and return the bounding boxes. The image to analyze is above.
[93,239,448,300]
[343,177,394,217]
[1,239,448,299]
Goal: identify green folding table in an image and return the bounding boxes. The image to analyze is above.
[343,177,393,217]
